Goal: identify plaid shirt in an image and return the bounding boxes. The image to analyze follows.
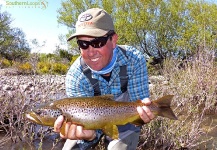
[65,45,150,101]
[65,45,150,149]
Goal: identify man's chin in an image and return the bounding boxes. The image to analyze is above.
[89,65,102,71]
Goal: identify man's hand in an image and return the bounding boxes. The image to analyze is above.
[53,115,96,141]
[137,98,155,123]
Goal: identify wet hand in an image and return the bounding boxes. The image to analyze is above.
[137,98,155,123]
[53,115,96,141]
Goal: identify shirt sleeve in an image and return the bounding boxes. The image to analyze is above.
[65,59,94,97]
[127,46,150,101]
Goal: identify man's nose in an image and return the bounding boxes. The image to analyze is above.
[87,45,97,56]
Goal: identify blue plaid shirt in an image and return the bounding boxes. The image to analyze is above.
[65,45,150,101]
[65,45,149,149]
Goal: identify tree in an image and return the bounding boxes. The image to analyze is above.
[0,6,13,53]
[0,6,30,61]
[57,0,217,61]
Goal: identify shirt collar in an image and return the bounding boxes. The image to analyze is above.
[91,46,128,80]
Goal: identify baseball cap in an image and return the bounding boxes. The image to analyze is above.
[67,8,115,41]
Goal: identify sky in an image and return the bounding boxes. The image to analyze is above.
[0,0,69,53]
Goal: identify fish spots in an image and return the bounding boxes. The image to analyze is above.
[50,110,62,117]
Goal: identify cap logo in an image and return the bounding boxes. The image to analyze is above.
[79,13,93,22]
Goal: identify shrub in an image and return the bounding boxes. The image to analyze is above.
[70,55,79,65]
[37,62,69,75]
[17,62,33,74]
[0,58,11,68]
[147,57,162,75]
[51,63,69,74]
[37,62,52,74]
[140,48,217,149]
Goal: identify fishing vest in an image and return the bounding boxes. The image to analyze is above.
[80,45,128,96]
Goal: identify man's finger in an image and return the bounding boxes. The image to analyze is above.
[137,105,156,123]
[53,115,64,132]
[76,126,85,139]
[142,106,155,120]
[142,98,151,105]
[67,124,77,139]
[137,106,150,123]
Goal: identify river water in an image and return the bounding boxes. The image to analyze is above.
[0,131,65,150]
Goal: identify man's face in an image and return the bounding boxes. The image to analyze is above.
[77,34,118,71]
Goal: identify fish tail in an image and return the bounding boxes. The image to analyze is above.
[154,95,178,120]
[158,107,178,120]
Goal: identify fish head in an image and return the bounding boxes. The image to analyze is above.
[25,102,62,127]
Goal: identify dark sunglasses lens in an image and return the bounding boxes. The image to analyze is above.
[77,36,110,49]
[77,40,89,49]
[92,37,108,48]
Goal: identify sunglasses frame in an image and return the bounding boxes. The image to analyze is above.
[77,33,114,50]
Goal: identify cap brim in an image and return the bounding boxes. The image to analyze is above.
[67,29,109,41]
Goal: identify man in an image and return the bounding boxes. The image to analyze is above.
[54,8,155,150]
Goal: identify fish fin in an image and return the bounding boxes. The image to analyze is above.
[131,117,145,126]
[153,95,174,107]
[102,125,119,139]
[158,107,178,120]
[153,95,178,120]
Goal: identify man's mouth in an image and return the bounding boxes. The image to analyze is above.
[91,58,99,62]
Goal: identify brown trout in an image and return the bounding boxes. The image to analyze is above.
[25,95,177,139]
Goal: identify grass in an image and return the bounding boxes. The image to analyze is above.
[0,48,216,149]
[0,75,66,149]
[137,48,217,149]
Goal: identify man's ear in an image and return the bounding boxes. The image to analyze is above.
[112,34,118,48]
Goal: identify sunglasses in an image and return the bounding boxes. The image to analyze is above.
[77,35,112,50]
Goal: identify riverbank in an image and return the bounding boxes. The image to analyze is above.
[0,63,216,149]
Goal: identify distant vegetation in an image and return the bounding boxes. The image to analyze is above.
[58,0,217,62]
[0,6,77,75]
[1,0,217,74]
[0,50,79,75]
[0,6,30,61]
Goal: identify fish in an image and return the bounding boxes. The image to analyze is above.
[25,95,177,139]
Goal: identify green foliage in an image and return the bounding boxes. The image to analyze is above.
[0,6,30,60]
[59,49,73,62]
[37,61,52,74]
[37,61,69,75]
[57,0,217,60]
[146,57,162,75]
[17,62,33,74]
[70,54,79,65]
[35,53,70,75]
[0,58,11,68]
[38,53,61,62]
[51,63,68,74]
